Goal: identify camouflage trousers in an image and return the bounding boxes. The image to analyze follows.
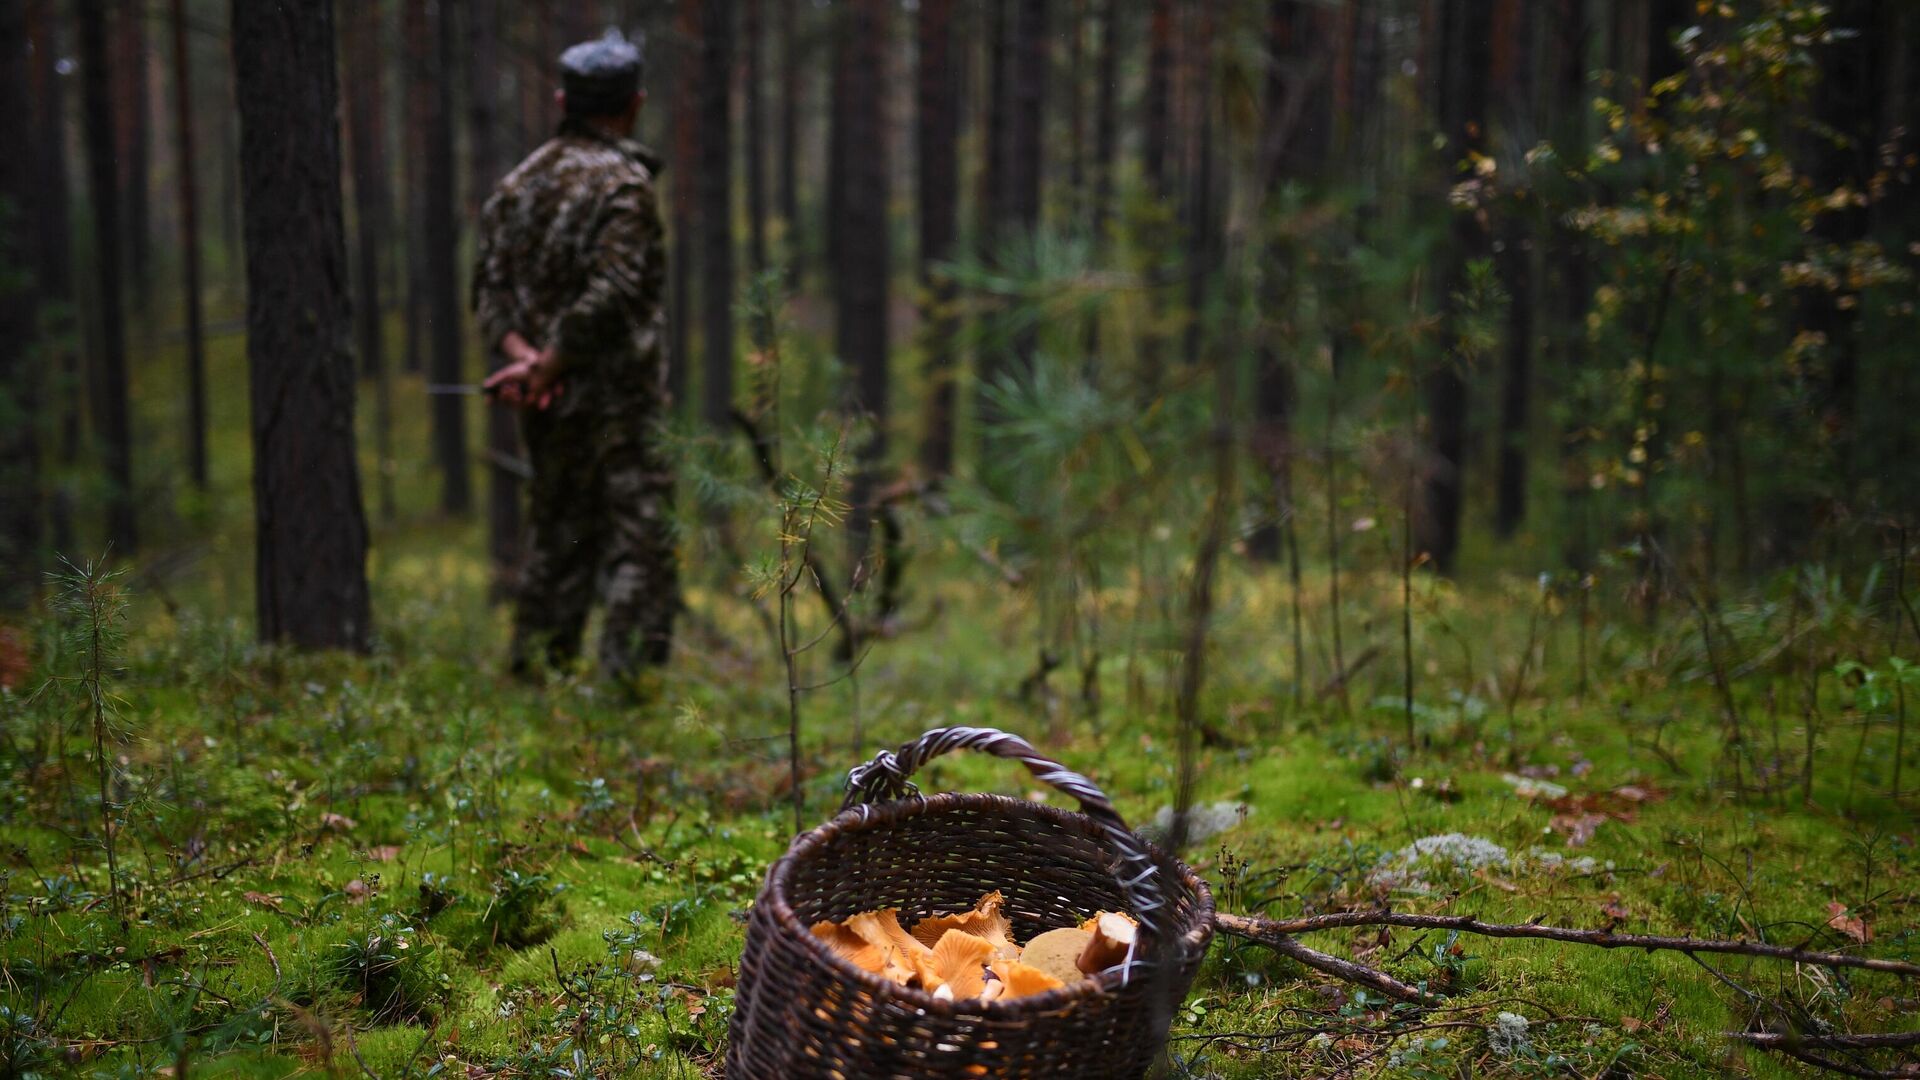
[510,403,679,679]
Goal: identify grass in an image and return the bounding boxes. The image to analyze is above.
[2,317,1915,1078]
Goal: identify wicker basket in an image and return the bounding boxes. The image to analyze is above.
[726,726,1215,1079]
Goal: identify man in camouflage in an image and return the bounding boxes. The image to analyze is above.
[474,31,678,680]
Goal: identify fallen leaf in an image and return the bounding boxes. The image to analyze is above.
[1826,902,1872,943]
[343,878,371,902]
[367,845,403,862]
[320,813,356,832]
[1621,1016,1644,1034]
[1550,811,1609,847]
[243,891,283,911]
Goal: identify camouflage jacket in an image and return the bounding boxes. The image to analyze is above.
[472,119,669,416]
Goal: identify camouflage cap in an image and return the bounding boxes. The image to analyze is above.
[559,30,644,116]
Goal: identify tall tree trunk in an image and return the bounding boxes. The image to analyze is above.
[425,0,469,513]
[401,0,429,374]
[1083,0,1118,355]
[776,0,799,238]
[1143,0,1172,198]
[668,0,698,412]
[25,0,76,555]
[0,0,40,608]
[1416,0,1493,575]
[699,0,735,428]
[745,0,767,275]
[1492,0,1535,539]
[113,0,150,310]
[167,0,207,490]
[467,0,521,580]
[1004,0,1046,379]
[1249,0,1327,566]
[1551,0,1593,571]
[1137,0,1173,396]
[917,0,958,479]
[79,0,137,553]
[231,0,371,651]
[836,0,890,543]
[342,0,395,522]
[1181,1,1216,372]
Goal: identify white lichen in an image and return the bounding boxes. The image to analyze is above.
[1489,1011,1532,1056]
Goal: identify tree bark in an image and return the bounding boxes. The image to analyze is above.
[1492,0,1535,539]
[112,0,150,310]
[776,0,799,235]
[744,0,767,275]
[699,0,735,428]
[168,0,207,490]
[467,0,521,581]
[78,0,137,553]
[342,0,395,523]
[26,0,75,555]
[1416,0,1493,574]
[1551,0,1593,571]
[668,0,698,412]
[917,0,959,479]
[231,0,371,651]
[1004,0,1045,382]
[401,0,429,374]
[425,0,470,513]
[0,0,40,608]
[835,0,890,541]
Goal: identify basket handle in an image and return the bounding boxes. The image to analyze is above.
[840,726,1172,949]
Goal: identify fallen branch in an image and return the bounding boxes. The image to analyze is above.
[1215,910,1920,979]
[1729,1031,1920,1051]
[1241,925,1435,1004]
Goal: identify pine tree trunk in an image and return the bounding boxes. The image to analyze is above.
[1005,0,1046,381]
[745,0,767,274]
[668,0,698,412]
[342,0,395,522]
[425,0,470,514]
[0,0,40,609]
[1492,0,1534,539]
[231,0,371,651]
[113,0,150,311]
[1416,0,1492,575]
[917,0,958,479]
[168,0,207,490]
[776,0,799,235]
[836,0,890,542]
[700,0,735,428]
[467,0,521,582]
[401,0,429,374]
[1551,0,1592,571]
[25,0,75,555]
[78,0,137,553]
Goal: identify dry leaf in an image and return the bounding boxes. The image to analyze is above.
[243,891,283,911]
[1020,928,1093,986]
[1550,811,1608,847]
[990,959,1065,1000]
[368,845,403,862]
[320,812,356,832]
[1826,902,1872,943]
[343,878,371,902]
[911,892,1019,959]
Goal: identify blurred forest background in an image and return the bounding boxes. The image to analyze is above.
[3,0,1920,1076]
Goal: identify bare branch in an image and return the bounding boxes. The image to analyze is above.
[1215,911,1920,979]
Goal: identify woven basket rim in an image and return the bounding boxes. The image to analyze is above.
[762,790,1215,1020]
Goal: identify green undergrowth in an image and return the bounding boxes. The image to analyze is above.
[3,542,1915,1079]
[3,326,1914,1076]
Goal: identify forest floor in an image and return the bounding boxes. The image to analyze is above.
[3,328,1917,1078]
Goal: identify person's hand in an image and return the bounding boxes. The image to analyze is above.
[484,338,564,410]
